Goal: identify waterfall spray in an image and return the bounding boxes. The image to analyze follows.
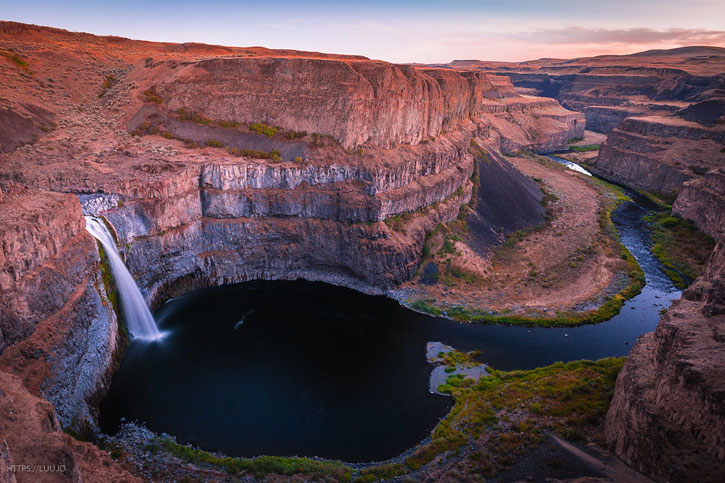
[85,216,163,341]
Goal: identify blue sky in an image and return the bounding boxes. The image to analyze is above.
[2,1,724,62]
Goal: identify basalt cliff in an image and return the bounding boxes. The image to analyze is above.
[438,48,725,198]
[0,22,584,482]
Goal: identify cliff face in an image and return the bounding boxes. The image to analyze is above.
[605,168,725,481]
[0,188,119,428]
[437,48,725,134]
[605,244,725,482]
[673,167,725,241]
[478,95,584,153]
[593,115,725,196]
[96,130,477,301]
[0,370,139,483]
[158,58,487,149]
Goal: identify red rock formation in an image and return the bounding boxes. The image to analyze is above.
[594,115,725,196]
[0,189,119,427]
[673,167,725,241]
[439,47,725,134]
[605,244,725,482]
[0,371,138,482]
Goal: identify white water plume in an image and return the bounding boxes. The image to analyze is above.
[85,216,164,341]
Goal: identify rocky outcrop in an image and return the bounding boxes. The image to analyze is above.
[479,96,584,153]
[0,370,138,482]
[593,116,725,196]
[673,167,725,241]
[604,249,725,482]
[605,171,725,481]
[0,188,119,428]
[582,104,680,133]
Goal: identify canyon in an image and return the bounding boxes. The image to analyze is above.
[444,48,725,483]
[0,20,724,483]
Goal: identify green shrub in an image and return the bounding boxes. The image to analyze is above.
[286,130,307,139]
[99,74,116,97]
[205,139,224,148]
[250,122,277,136]
[143,86,163,104]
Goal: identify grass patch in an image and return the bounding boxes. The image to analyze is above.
[406,358,624,476]
[176,108,211,124]
[384,211,413,232]
[645,211,715,288]
[0,49,29,68]
[410,299,443,316]
[569,144,599,152]
[286,130,307,140]
[227,147,281,161]
[151,439,351,480]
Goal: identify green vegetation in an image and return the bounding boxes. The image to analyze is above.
[99,74,116,98]
[149,438,352,480]
[567,137,584,143]
[227,147,282,161]
[645,211,715,288]
[143,86,163,104]
[410,299,443,316]
[436,348,479,367]
[384,211,413,232]
[176,108,211,124]
[354,463,407,482]
[249,122,277,137]
[406,358,624,476]
[204,139,224,148]
[215,119,240,129]
[0,48,29,68]
[569,144,600,152]
[286,130,307,140]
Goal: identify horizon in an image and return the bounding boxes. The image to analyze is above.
[1,0,724,63]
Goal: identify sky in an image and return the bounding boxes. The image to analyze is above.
[2,0,725,63]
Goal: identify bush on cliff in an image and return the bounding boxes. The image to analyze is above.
[250,122,277,137]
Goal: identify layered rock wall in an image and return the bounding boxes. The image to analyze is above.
[673,167,725,241]
[0,189,119,427]
[158,58,493,149]
[594,116,725,196]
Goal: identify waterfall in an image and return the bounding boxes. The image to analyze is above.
[84,216,164,341]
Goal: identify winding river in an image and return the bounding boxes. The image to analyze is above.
[99,157,681,463]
